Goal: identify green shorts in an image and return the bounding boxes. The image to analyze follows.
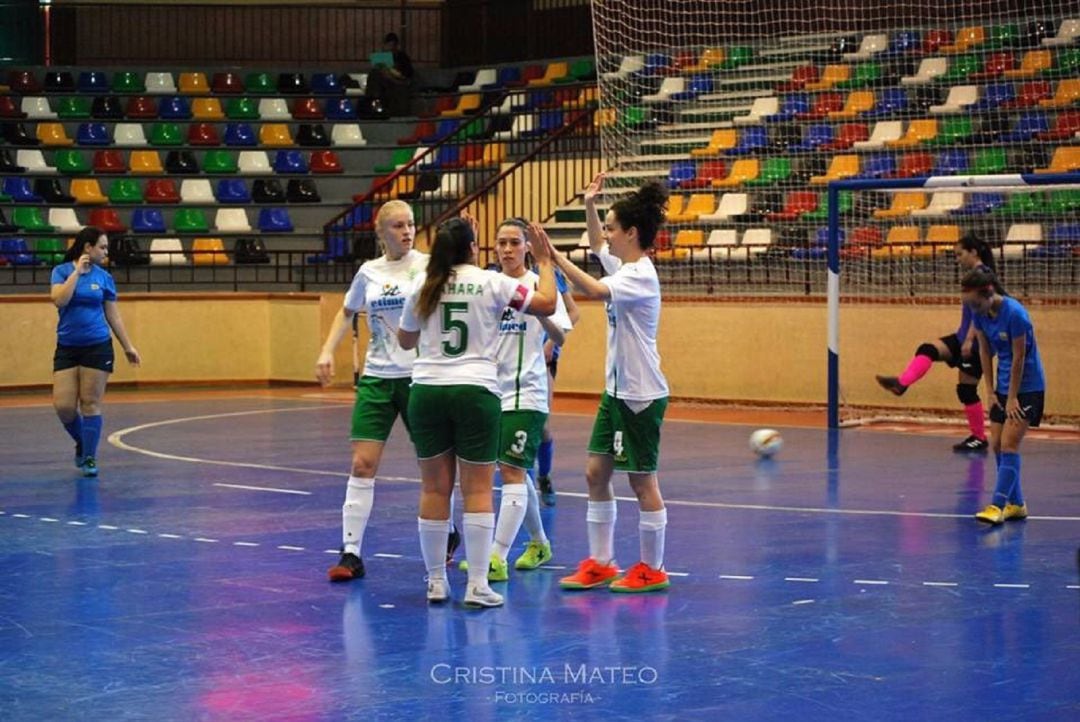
[407,384,502,463]
[350,376,412,442]
[587,392,668,473]
[498,410,548,469]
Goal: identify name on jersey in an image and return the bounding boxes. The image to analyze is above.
[445,282,485,297]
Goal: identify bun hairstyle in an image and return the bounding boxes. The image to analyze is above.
[609,181,668,249]
[62,226,105,264]
[415,217,475,320]
[957,232,1006,295]
[961,266,1001,297]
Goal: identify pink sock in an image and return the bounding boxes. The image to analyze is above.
[897,354,934,387]
[964,402,986,440]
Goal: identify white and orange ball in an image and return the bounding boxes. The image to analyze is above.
[749,428,783,458]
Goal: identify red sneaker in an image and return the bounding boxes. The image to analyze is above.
[559,558,619,590]
[610,562,670,593]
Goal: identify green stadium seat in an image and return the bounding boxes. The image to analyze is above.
[972,147,1007,174]
[150,123,183,146]
[225,97,260,120]
[244,72,275,94]
[202,150,238,174]
[174,208,210,232]
[745,157,792,186]
[32,238,66,264]
[56,97,91,119]
[554,59,596,84]
[986,23,1019,49]
[55,149,90,174]
[836,63,881,90]
[108,179,144,203]
[12,207,54,231]
[939,55,980,83]
[925,116,973,145]
[996,192,1043,215]
[374,147,415,173]
[720,46,752,70]
[112,71,144,93]
[803,190,854,220]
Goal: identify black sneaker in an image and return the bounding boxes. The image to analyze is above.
[875,375,908,396]
[538,476,556,507]
[81,456,98,477]
[446,524,461,565]
[74,440,84,468]
[953,435,989,453]
[327,551,365,582]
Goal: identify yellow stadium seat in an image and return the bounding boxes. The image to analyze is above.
[441,93,482,117]
[178,72,210,94]
[667,194,715,222]
[1004,50,1052,78]
[528,62,569,87]
[36,122,74,146]
[712,158,760,187]
[129,150,164,173]
[70,179,108,204]
[805,65,850,90]
[828,91,875,119]
[810,155,859,184]
[1039,78,1080,108]
[475,142,505,167]
[259,123,295,147]
[1035,146,1080,173]
[941,26,986,53]
[691,129,737,157]
[873,192,928,218]
[872,226,919,258]
[887,119,937,147]
[917,224,961,257]
[191,97,225,120]
[563,86,598,109]
[684,47,725,73]
[191,237,229,265]
[594,108,616,129]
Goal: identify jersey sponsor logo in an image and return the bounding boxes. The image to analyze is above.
[90,283,100,291]
[998,332,1008,341]
[498,306,526,333]
[605,302,617,328]
[508,284,529,311]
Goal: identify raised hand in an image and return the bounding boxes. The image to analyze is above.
[583,172,605,205]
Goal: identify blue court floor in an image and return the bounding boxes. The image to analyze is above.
[1,391,1078,721]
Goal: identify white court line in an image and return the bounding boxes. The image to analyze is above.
[158,533,183,539]
[97,524,118,530]
[67,520,87,526]
[39,517,59,523]
[923,581,959,587]
[379,604,396,609]
[213,483,312,496]
[277,545,305,551]
[12,514,30,519]
[233,541,259,547]
[854,579,890,585]
[193,537,219,543]
[1067,585,1079,590]
[108,408,1080,523]
[993,583,1031,589]
[372,553,403,559]
[540,564,568,570]
[667,571,690,577]
[792,599,815,605]
[719,574,754,580]
[324,549,339,554]
[126,529,148,535]
[785,577,820,583]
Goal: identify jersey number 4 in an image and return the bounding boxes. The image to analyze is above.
[441,302,468,357]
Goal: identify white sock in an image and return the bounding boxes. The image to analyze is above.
[493,483,528,560]
[639,508,667,570]
[447,491,456,533]
[586,500,617,565]
[341,476,374,556]
[522,474,548,545]
[418,517,449,581]
[463,511,495,588]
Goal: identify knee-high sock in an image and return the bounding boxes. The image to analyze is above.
[447,491,456,533]
[81,415,103,459]
[964,402,986,440]
[522,474,548,544]
[418,517,449,581]
[993,452,1023,507]
[898,355,934,387]
[586,500,617,565]
[463,512,495,588]
[639,508,668,569]
[342,476,374,556]
[537,439,554,478]
[62,415,83,446]
[493,483,528,560]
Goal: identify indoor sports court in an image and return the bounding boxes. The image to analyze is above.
[2,0,1079,719]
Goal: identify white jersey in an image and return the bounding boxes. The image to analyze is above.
[342,249,428,379]
[495,269,572,413]
[596,247,669,402]
[399,264,534,396]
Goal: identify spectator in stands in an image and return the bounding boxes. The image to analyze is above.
[365,31,414,117]
[50,226,141,478]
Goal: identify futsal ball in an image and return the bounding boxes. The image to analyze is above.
[749,429,783,458]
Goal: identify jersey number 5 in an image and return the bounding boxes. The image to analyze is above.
[441,302,468,357]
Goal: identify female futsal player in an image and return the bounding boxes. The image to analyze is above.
[397,215,558,607]
[317,201,432,582]
[539,173,673,593]
[484,219,573,580]
[875,233,1006,452]
[962,267,1045,525]
[51,226,141,477]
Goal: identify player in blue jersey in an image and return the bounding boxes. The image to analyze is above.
[876,233,1005,453]
[961,267,1046,525]
[50,227,141,477]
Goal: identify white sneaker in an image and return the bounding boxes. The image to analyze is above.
[426,577,449,603]
[463,583,504,608]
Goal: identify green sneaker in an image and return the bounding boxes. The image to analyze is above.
[514,540,553,570]
[488,554,509,582]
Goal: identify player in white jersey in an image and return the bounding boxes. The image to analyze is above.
[397,215,559,607]
[316,201,430,582]
[537,175,673,593]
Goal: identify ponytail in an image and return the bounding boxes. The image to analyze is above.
[416,217,475,320]
[958,232,1006,295]
[62,226,103,264]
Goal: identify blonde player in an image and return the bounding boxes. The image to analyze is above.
[397,215,558,607]
[317,200,430,582]
[538,174,673,593]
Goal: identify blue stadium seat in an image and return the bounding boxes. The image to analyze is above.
[324,98,358,120]
[158,96,192,120]
[1001,112,1049,142]
[970,83,1015,112]
[728,126,768,156]
[131,208,167,233]
[76,123,111,146]
[272,150,309,174]
[864,88,908,117]
[215,179,251,203]
[77,71,109,94]
[258,208,293,232]
[667,160,696,189]
[0,238,39,264]
[934,149,969,175]
[310,73,343,95]
[858,153,896,179]
[766,93,810,122]
[3,177,43,203]
[790,124,834,152]
[951,192,1006,215]
[223,123,257,147]
[487,67,520,89]
[671,74,714,102]
[885,31,919,55]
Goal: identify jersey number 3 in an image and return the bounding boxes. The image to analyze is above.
[441,302,468,357]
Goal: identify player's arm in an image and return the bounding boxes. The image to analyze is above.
[50,257,87,308]
[397,293,420,350]
[561,285,581,326]
[522,224,560,317]
[960,322,977,358]
[1005,335,1027,421]
[103,301,140,366]
[975,329,995,407]
[538,315,566,347]
[583,172,606,254]
[316,306,357,386]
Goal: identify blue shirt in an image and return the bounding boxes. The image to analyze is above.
[972,297,1045,394]
[51,262,116,347]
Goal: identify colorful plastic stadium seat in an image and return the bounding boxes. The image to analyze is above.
[245,72,275,94]
[766,191,819,222]
[0,238,40,265]
[1042,18,1080,46]
[212,72,244,94]
[886,119,937,147]
[528,62,569,87]
[805,65,850,91]
[926,116,973,145]
[1035,146,1080,173]
[214,209,252,232]
[150,123,183,146]
[820,123,869,150]
[56,96,91,119]
[223,123,257,147]
[130,150,165,174]
[76,123,111,146]
[712,158,760,187]
[108,179,143,203]
[149,237,185,265]
[203,150,238,174]
[680,160,727,189]
[87,208,125,232]
[746,157,792,186]
[853,121,903,149]
[259,124,295,147]
[180,179,215,204]
[164,150,199,174]
[12,207,52,231]
[191,238,229,265]
[912,191,965,216]
[159,96,192,119]
[286,179,320,203]
[310,73,343,95]
[296,123,330,147]
[146,179,181,203]
[828,90,875,118]
[77,71,108,94]
[44,71,74,92]
[331,124,366,146]
[131,208,167,233]
[36,123,74,146]
[810,154,859,184]
[932,149,969,175]
[1002,81,1051,109]
[864,88,908,117]
[895,152,934,177]
[309,150,344,173]
[972,147,1007,175]
[441,94,482,117]
[940,26,986,53]
[258,208,293,232]
[18,150,54,174]
[972,52,1017,80]
[732,96,778,125]
[727,126,767,156]
[291,98,324,120]
[92,150,126,174]
[901,57,947,85]
[174,208,210,232]
[125,95,158,119]
[1036,110,1080,140]
[874,192,928,218]
[324,98,358,120]
[226,97,260,120]
[272,150,308,174]
[939,55,981,84]
[184,123,218,146]
[1040,78,1080,108]
[1005,49,1053,78]
[32,238,67,264]
[278,73,309,94]
[256,98,290,120]
[20,97,53,119]
[836,62,882,89]
[215,179,250,204]
[178,73,209,95]
[691,129,737,157]
[144,72,177,94]
[55,150,90,174]
[237,151,273,174]
[799,92,844,120]
[252,178,286,203]
[192,98,225,120]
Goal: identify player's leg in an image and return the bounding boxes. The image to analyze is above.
[536,365,557,506]
[76,363,110,477]
[954,368,988,453]
[408,384,456,602]
[876,338,951,396]
[489,411,548,579]
[52,363,82,467]
[976,396,1030,524]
